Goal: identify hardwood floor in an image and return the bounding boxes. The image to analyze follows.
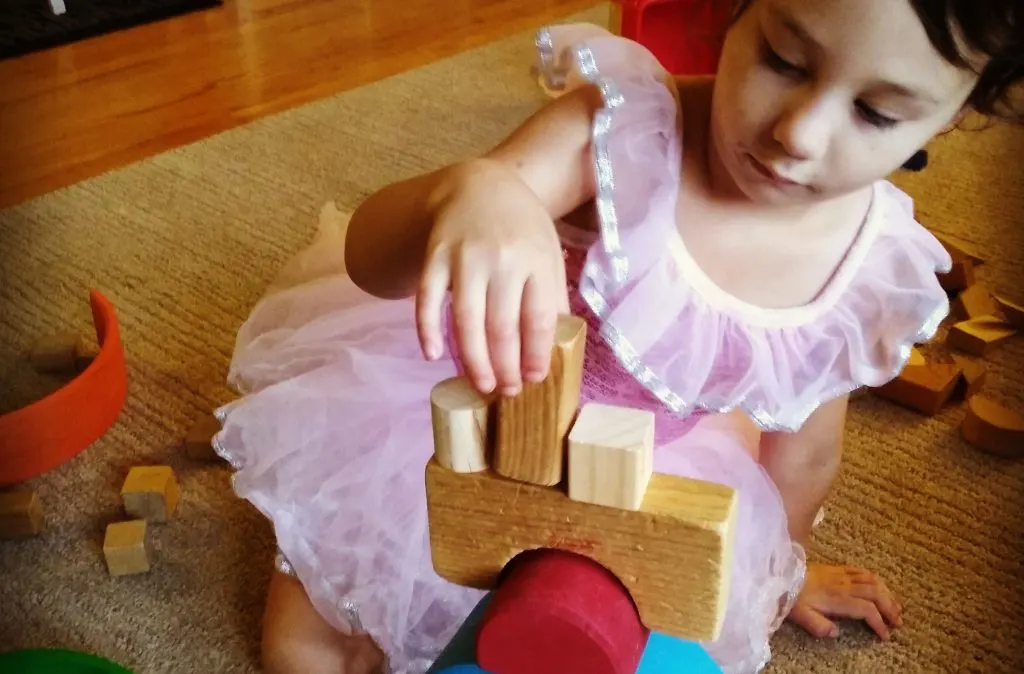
[0,0,599,208]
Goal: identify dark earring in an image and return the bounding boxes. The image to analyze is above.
[902,149,928,172]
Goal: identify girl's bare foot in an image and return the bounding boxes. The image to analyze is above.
[787,563,903,640]
[262,570,385,674]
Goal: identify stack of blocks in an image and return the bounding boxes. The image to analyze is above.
[425,315,733,674]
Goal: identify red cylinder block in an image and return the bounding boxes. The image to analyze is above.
[476,550,650,674]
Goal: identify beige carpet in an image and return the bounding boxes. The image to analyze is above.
[1,5,1022,673]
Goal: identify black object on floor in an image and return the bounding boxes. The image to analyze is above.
[0,0,223,61]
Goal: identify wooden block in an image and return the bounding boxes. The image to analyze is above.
[937,259,975,293]
[949,354,987,401]
[184,413,222,461]
[103,520,152,576]
[30,333,84,373]
[996,296,1024,329]
[907,347,926,367]
[952,284,1002,321]
[0,490,45,539]
[873,362,962,415]
[75,342,100,372]
[425,459,737,641]
[568,403,655,510]
[494,315,587,486]
[934,232,984,267]
[430,377,492,473]
[946,315,1017,356]
[121,466,180,522]
[960,396,1024,459]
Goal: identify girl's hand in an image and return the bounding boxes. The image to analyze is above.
[788,563,903,641]
[417,159,570,396]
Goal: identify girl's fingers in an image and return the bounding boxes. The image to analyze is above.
[452,257,495,394]
[787,603,839,639]
[485,272,527,396]
[520,274,558,383]
[416,253,451,361]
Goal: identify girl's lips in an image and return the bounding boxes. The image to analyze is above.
[748,154,802,186]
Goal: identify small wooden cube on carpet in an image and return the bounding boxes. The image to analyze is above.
[952,284,1002,322]
[949,355,987,401]
[30,333,84,373]
[0,490,45,539]
[947,315,1017,356]
[184,413,223,461]
[568,402,655,511]
[873,362,962,415]
[938,259,976,293]
[103,520,152,576]
[996,296,1024,329]
[121,466,180,522]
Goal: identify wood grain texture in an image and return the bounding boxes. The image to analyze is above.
[424,458,738,641]
[494,314,587,486]
[431,376,492,473]
[0,0,599,208]
[568,402,654,510]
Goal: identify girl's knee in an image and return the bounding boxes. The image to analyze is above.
[261,571,384,674]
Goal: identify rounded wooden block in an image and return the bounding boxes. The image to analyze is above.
[961,396,1024,458]
[476,550,649,674]
[431,377,490,473]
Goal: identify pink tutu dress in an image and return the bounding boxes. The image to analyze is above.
[214,23,951,674]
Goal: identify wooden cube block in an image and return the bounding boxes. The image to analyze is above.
[430,377,492,473]
[873,362,962,415]
[0,490,45,539]
[960,396,1024,459]
[103,520,152,576]
[494,315,587,486]
[907,347,926,367]
[938,259,975,293]
[946,315,1017,356]
[949,354,987,401]
[121,466,180,522]
[568,403,655,510]
[952,284,1001,321]
[75,342,100,372]
[184,413,223,461]
[30,333,84,373]
[996,296,1024,329]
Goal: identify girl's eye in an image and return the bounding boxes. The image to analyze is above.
[855,101,900,129]
[761,41,805,78]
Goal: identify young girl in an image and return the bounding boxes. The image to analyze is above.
[213,0,1023,672]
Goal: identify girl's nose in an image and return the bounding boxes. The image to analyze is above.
[772,91,834,162]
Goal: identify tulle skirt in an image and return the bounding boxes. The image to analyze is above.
[215,204,805,674]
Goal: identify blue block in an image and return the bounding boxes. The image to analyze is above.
[425,594,492,673]
[636,632,722,674]
[433,666,491,674]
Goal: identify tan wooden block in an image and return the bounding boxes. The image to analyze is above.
[0,490,45,539]
[995,296,1024,329]
[946,315,1017,356]
[937,259,975,293]
[103,520,152,576]
[121,466,180,522]
[430,377,492,473]
[952,284,1001,321]
[907,347,926,368]
[75,342,100,373]
[934,232,984,267]
[949,354,987,401]
[961,396,1024,459]
[184,413,222,461]
[494,315,587,486]
[873,362,962,415]
[568,403,654,511]
[30,333,84,373]
[425,459,737,641]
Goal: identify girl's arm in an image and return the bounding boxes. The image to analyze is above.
[345,85,604,301]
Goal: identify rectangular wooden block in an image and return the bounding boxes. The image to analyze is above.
[30,333,83,373]
[425,459,737,641]
[121,466,180,522]
[873,363,962,415]
[0,490,45,539]
[996,296,1024,329]
[431,377,492,473]
[952,284,1001,321]
[938,259,975,293]
[494,315,587,486]
[949,354,987,401]
[184,413,223,461]
[947,315,1017,356]
[568,402,655,511]
[103,520,152,576]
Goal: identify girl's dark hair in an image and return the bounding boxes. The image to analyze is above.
[731,0,1024,122]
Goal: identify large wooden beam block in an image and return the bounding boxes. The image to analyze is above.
[493,315,586,486]
[568,403,654,510]
[431,377,492,473]
[425,458,737,641]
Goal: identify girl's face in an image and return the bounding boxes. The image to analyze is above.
[711,0,980,204]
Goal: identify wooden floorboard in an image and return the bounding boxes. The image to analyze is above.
[0,0,599,208]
